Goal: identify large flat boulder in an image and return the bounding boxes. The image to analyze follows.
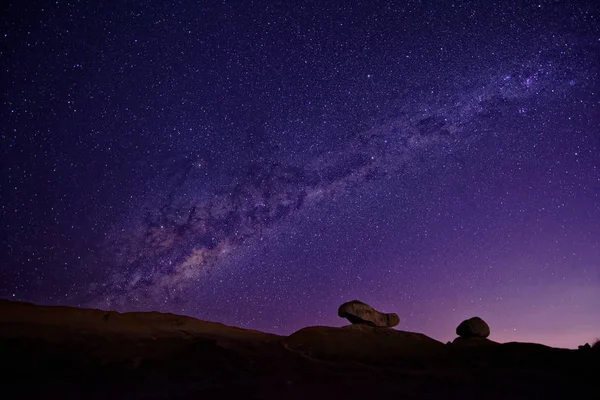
[283,324,446,362]
[338,300,399,327]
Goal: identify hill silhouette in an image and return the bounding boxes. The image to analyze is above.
[0,299,597,399]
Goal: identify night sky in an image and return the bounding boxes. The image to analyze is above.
[1,0,599,349]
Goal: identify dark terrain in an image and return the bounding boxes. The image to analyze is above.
[0,300,597,399]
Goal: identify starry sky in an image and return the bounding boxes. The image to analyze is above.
[1,0,599,349]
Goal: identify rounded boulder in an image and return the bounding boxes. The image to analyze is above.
[456,317,490,338]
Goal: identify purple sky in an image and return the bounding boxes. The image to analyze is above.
[1,0,599,349]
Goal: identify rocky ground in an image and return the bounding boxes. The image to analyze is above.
[0,299,598,399]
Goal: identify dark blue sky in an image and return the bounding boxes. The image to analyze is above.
[1,0,599,348]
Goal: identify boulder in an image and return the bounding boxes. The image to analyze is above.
[338,300,399,327]
[283,325,445,361]
[456,317,490,338]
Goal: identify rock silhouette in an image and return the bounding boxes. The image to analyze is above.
[452,336,499,347]
[337,300,399,327]
[456,316,491,338]
[1,300,599,399]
